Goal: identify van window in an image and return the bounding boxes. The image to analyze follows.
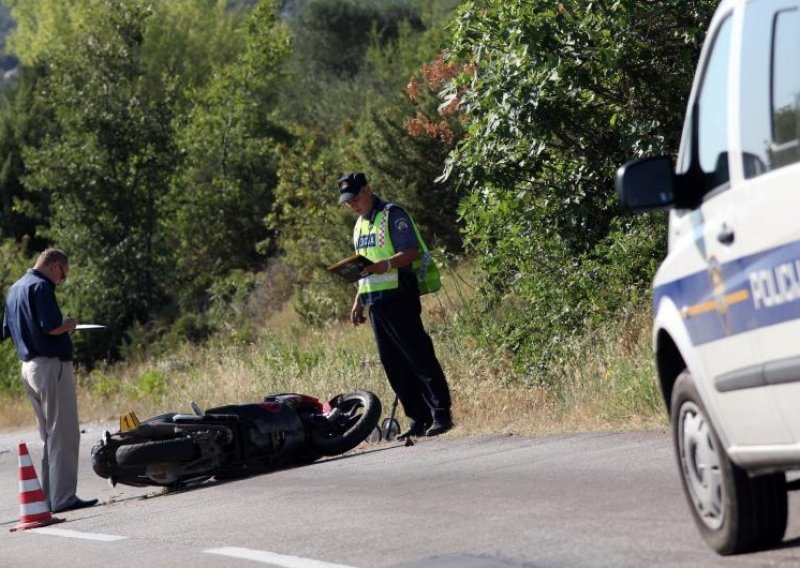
[740,4,800,177]
[694,16,733,189]
[771,9,800,167]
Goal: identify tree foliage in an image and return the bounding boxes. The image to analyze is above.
[356,50,468,252]
[4,0,290,360]
[18,0,176,358]
[293,0,423,79]
[0,65,50,251]
[263,131,357,325]
[279,0,431,134]
[0,238,32,393]
[267,0,464,323]
[441,0,717,381]
[0,0,723,381]
[167,1,291,310]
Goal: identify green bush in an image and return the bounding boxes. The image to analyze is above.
[437,0,714,384]
[137,369,170,400]
[293,287,343,327]
[208,269,263,321]
[88,370,123,399]
[170,313,214,345]
[0,238,34,395]
[0,339,21,395]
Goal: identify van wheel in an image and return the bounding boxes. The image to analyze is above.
[671,370,787,554]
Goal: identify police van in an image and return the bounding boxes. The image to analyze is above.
[616,0,800,555]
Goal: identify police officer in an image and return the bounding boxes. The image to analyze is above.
[338,172,452,438]
[2,249,97,512]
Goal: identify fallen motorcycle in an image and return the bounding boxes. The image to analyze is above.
[91,390,381,488]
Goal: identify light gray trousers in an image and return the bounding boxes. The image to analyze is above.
[21,357,80,512]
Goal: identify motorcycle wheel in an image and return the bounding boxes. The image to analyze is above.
[116,437,198,467]
[311,390,382,456]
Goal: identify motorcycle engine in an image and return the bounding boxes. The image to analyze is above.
[145,464,180,484]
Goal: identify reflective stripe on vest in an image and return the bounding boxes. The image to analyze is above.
[357,272,399,289]
[353,202,439,296]
[354,207,399,295]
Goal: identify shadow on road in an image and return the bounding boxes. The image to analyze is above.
[777,535,800,552]
[94,440,412,504]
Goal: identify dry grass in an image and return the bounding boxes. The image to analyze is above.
[436,309,666,437]
[0,266,666,436]
[0,401,32,430]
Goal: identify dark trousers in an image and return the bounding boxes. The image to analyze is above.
[369,292,451,425]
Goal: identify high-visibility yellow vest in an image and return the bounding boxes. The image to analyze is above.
[353,203,440,297]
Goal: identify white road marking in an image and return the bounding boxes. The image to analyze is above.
[30,527,127,541]
[204,547,359,568]
[27,530,357,566]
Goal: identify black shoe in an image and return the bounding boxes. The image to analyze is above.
[396,421,430,440]
[55,497,98,513]
[426,419,453,437]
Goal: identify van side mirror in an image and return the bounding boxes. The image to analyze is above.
[615,156,675,210]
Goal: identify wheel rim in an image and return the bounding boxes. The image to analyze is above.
[325,398,365,437]
[678,401,725,530]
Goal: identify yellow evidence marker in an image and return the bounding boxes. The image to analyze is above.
[119,411,141,432]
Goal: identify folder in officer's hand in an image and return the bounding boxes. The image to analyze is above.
[327,254,372,283]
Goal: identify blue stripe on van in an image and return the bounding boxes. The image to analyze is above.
[653,239,800,346]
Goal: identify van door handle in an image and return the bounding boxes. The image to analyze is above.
[717,225,735,245]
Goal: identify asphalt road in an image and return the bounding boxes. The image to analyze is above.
[1,423,799,568]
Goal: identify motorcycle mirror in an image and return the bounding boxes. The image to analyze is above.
[190,401,204,417]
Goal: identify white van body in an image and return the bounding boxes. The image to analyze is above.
[616,0,800,554]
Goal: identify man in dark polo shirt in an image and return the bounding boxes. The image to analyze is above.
[2,248,97,513]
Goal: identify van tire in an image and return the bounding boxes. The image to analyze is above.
[671,370,787,554]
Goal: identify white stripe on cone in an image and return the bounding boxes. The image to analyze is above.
[19,478,41,493]
[18,453,33,467]
[21,501,50,516]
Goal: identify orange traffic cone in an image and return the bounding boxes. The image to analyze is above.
[9,442,65,532]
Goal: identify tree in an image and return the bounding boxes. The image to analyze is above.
[439,0,717,381]
[356,50,468,252]
[278,0,426,134]
[0,238,33,395]
[292,0,422,79]
[266,0,464,324]
[0,65,51,251]
[3,0,290,357]
[166,0,292,311]
[12,0,178,359]
[264,131,356,325]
